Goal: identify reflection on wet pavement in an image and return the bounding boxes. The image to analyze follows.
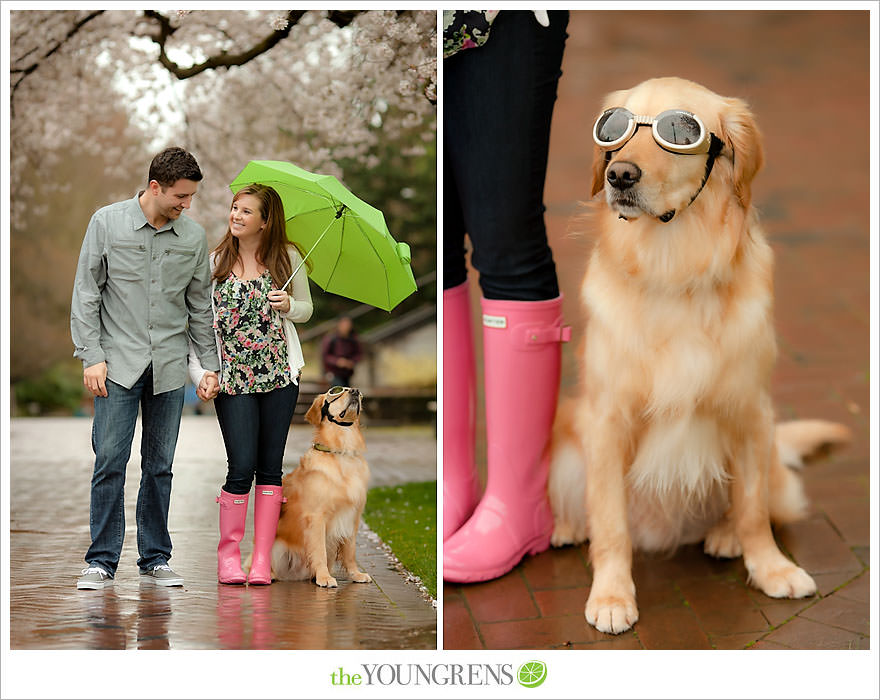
[10,417,436,650]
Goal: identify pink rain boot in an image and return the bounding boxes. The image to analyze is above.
[247,485,285,585]
[443,295,569,583]
[217,490,249,584]
[443,281,481,540]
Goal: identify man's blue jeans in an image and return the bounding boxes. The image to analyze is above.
[85,366,184,576]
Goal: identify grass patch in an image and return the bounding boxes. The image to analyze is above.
[362,480,436,599]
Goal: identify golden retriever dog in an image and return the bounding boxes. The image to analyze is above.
[548,77,850,634]
[268,387,372,588]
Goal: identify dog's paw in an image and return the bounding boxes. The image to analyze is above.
[350,570,372,583]
[316,574,338,588]
[550,524,576,548]
[585,591,639,634]
[704,521,742,558]
[750,562,816,599]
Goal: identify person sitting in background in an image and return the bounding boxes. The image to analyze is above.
[321,316,362,388]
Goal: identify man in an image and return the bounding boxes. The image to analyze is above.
[321,316,362,388]
[71,147,220,590]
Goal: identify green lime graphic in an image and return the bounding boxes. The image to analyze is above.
[517,660,547,688]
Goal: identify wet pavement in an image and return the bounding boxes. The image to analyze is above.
[9,416,436,650]
[445,10,871,651]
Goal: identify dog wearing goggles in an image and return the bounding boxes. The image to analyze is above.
[548,77,850,634]
[267,386,372,587]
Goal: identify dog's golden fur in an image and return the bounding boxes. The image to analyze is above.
[269,388,372,588]
[548,77,850,634]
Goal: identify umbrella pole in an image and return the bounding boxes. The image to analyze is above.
[280,205,346,291]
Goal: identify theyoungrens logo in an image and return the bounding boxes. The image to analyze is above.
[330,661,547,688]
[516,661,548,688]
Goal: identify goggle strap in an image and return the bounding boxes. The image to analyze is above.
[599,130,724,223]
[689,134,724,204]
[320,400,355,427]
[320,387,359,427]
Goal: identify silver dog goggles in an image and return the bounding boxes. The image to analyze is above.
[593,107,721,155]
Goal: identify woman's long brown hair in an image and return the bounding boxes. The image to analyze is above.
[212,184,309,289]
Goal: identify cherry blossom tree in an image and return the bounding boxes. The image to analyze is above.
[10,8,436,227]
[9,9,437,395]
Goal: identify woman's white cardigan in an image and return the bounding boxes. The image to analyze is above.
[187,248,313,388]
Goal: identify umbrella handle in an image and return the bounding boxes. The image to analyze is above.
[281,257,307,292]
[280,208,345,291]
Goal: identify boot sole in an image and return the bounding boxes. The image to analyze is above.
[139,575,184,587]
[76,579,113,590]
[218,566,247,585]
[443,534,551,583]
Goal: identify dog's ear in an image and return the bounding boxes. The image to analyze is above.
[590,144,608,198]
[305,395,323,426]
[718,97,764,210]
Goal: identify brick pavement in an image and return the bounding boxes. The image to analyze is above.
[9,416,436,650]
[443,10,871,651]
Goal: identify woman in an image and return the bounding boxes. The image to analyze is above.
[189,183,313,585]
[442,10,570,583]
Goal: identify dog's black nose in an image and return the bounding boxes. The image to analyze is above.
[607,161,642,190]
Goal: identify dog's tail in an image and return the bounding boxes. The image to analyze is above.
[269,539,311,581]
[775,420,852,470]
[548,399,591,547]
[548,411,852,538]
[770,419,851,525]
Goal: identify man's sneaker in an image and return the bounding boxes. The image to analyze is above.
[77,566,113,590]
[139,564,184,587]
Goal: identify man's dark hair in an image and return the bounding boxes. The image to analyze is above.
[148,147,203,188]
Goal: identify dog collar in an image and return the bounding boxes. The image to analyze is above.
[312,442,361,457]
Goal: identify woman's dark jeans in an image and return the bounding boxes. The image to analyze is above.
[444,10,569,301]
[214,382,299,495]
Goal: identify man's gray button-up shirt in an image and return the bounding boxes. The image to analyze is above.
[70,193,219,394]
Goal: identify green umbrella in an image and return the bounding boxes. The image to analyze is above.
[229,160,418,312]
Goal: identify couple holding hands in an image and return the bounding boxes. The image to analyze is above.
[71,147,312,590]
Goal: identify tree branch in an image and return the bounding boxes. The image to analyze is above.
[142,10,364,81]
[11,10,104,103]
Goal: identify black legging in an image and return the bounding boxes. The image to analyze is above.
[214,383,299,495]
[444,10,569,301]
